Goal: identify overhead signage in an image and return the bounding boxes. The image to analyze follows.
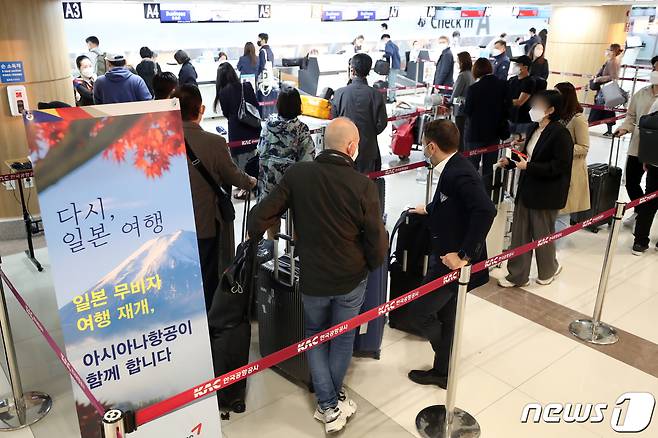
[62,2,83,19]
[320,6,390,22]
[0,61,25,84]
[144,3,161,19]
[160,3,260,23]
[24,100,221,438]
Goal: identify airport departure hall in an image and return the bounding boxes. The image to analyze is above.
[1,1,658,437]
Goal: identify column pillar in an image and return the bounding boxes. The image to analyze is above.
[546,5,630,95]
[0,0,74,222]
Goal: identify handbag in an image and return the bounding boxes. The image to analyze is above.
[184,139,236,223]
[588,64,605,91]
[238,82,262,129]
[600,81,628,108]
[374,59,390,76]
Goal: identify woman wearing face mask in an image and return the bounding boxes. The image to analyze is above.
[73,55,95,106]
[614,55,658,254]
[497,90,574,288]
[529,43,549,90]
[588,43,624,137]
[257,85,316,240]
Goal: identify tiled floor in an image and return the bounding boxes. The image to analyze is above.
[1,94,657,438]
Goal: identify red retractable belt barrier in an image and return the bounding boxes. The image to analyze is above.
[0,269,106,416]
[581,103,627,113]
[0,170,33,183]
[587,114,627,128]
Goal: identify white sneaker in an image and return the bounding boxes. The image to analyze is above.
[536,265,563,286]
[497,277,530,288]
[313,406,347,434]
[338,389,357,418]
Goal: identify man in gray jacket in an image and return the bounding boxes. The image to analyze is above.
[331,54,388,173]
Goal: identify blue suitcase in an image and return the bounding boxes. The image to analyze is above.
[353,259,389,359]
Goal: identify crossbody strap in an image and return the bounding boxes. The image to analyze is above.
[184,138,230,200]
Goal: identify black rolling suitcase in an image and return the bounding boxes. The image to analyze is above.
[571,136,622,232]
[388,210,431,337]
[639,111,658,166]
[208,198,258,416]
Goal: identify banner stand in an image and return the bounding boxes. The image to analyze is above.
[569,201,626,345]
[0,278,52,430]
[415,265,481,438]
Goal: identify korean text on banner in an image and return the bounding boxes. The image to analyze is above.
[24,100,220,438]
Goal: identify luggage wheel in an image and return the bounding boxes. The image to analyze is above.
[398,155,410,161]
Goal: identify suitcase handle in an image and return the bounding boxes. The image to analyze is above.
[273,210,296,288]
[609,135,621,168]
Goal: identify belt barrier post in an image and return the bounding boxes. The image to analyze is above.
[629,68,638,104]
[569,201,626,345]
[425,165,434,205]
[0,276,52,431]
[415,265,480,438]
[317,126,326,151]
[102,409,126,438]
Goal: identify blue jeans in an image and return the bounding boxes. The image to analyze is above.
[301,279,367,409]
[387,69,400,101]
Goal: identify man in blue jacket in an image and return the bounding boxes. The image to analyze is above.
[491,40,510,81]
[93,55,152,104]
[381,34,401,103]
[433,36,454,94]
[516,28,541,56]
[406,119,496,388]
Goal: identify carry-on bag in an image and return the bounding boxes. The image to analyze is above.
[391,119,416,160]
[388,210,431,336]
[300,94,332,120]
[208,197,257,416]
[571,136,622,232]
[639,111,658,167]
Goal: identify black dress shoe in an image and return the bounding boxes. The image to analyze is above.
[408,369,448,389]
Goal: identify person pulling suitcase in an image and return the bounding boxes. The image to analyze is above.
[248,117,387,433]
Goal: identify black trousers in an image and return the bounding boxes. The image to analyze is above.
[455,115,466,153]
[626,155,647,210]
[407,260,459,376]
[355,153,382,174]
[197,234,220,312]
[633,165,658,247]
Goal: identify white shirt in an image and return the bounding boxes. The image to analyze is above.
[526,127,544,160]
[434,151,457,179]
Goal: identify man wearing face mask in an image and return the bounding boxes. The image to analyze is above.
[433,36,454,93]
[491,40,510,81]
[332,53,388,173]
[73,55,95,106]
[507,55,537,139]
[615,56,658,254]
[406,120,496,389]
[248,117,387,434]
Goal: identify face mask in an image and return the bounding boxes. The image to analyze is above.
[350,145,359,162]
[257,41,262,47]
[529,107,547,123]
[437,43,448,52]
[491,48,502,57]
[80,67,93,78]
[650,71,658,85]
[510,64,520,76]
[423,143,434,165]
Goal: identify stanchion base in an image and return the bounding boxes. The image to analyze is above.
[416,405,480,438]
[569,319,619,345]
[0,391,52,431]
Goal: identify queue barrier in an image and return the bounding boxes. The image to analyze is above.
[0,105,641,435]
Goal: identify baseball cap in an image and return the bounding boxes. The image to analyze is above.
[106,54,125,62]
[511,55,532,67]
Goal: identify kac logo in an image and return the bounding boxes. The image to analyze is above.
[521,392,655,433]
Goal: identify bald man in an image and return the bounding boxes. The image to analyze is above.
[248,117,387,433]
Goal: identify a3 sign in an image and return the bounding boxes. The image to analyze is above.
[62,2,82,19]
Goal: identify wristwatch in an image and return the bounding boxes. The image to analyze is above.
[457,250,471,263]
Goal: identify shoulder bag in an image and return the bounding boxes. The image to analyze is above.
[238,82,262,129]
[184,139,236,222]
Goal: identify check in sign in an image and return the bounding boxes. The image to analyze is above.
[0,61,25,84]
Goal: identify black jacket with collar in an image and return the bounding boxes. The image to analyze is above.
[510,121,574,210]
[464,74,509,143]
[426,153,496,290]
[247,150,388,297]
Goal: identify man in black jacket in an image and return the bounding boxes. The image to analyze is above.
[332,54,388,174]
[433,36,454,92]
[407,119,496,388]
[248,117,387,433]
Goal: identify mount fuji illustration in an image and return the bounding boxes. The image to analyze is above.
[59,230,207,343]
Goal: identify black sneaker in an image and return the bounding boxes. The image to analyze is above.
[632,244,648,256]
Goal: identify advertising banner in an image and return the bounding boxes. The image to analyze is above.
[24,100,220,437]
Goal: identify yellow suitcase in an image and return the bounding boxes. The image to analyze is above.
[300,95,332,120]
